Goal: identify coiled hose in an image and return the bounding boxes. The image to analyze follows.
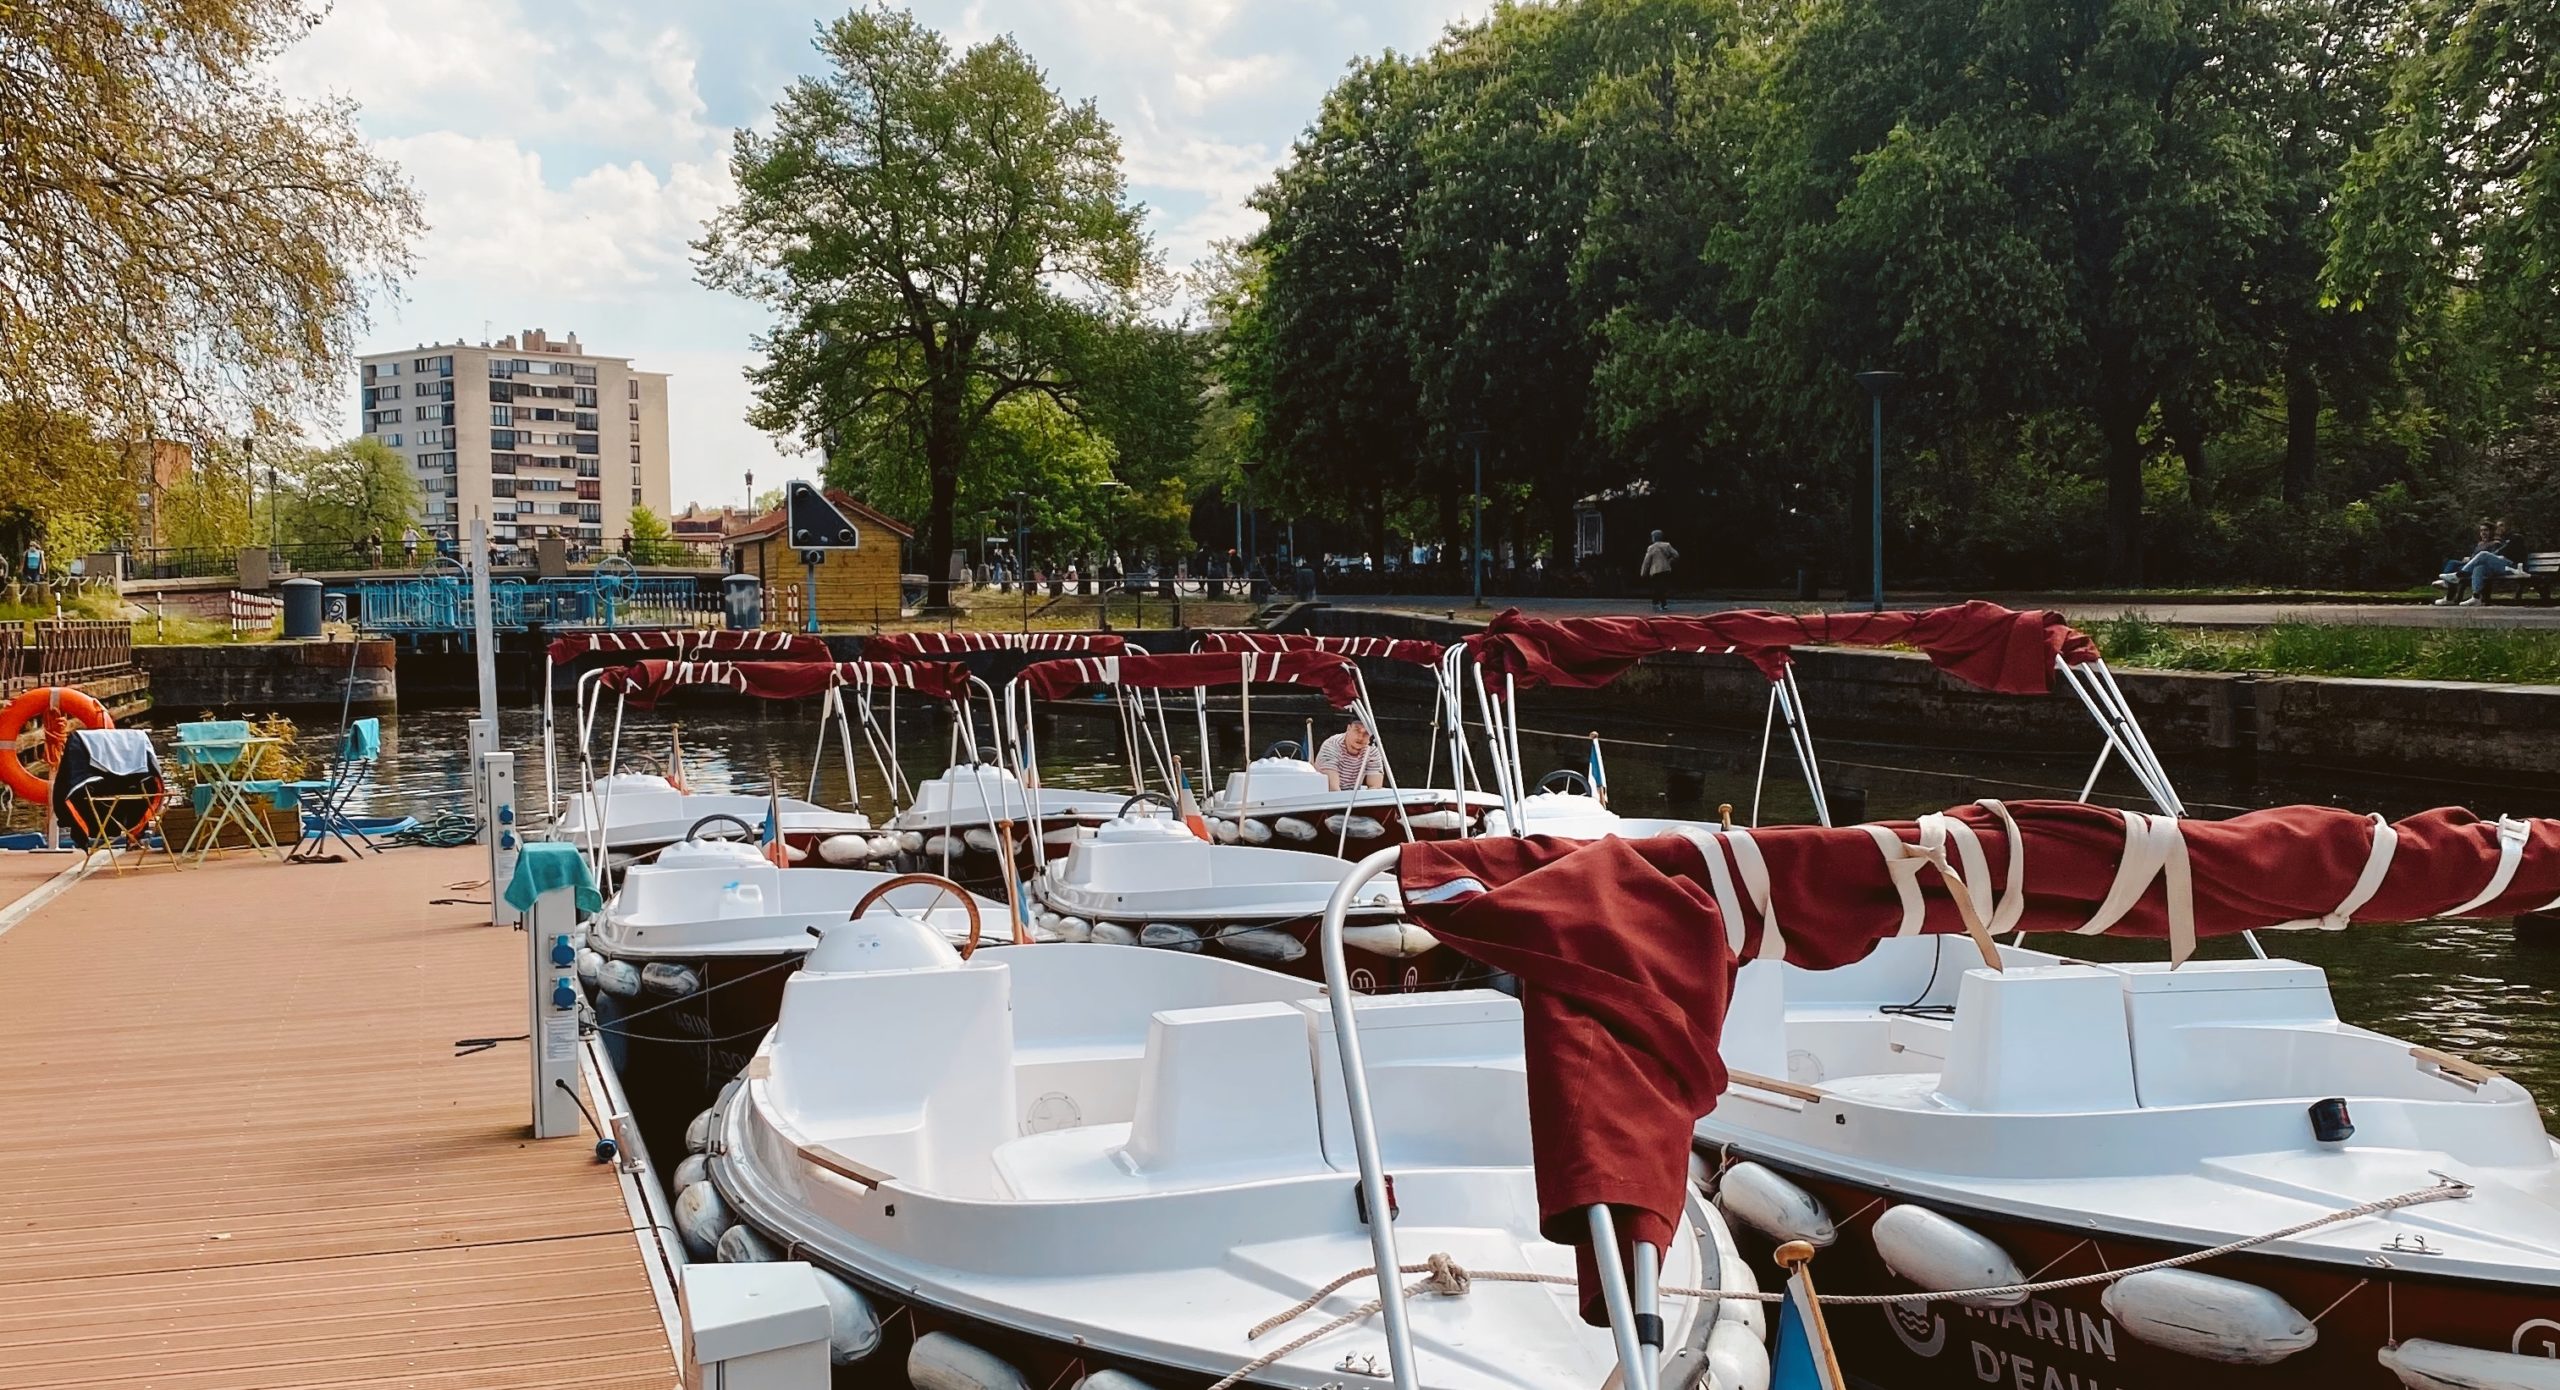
[382,808,481,848]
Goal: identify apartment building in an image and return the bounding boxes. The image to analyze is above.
[358,328,672,551]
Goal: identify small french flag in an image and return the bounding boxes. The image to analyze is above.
[760,785,789,869]
[1771,1247,1848,1390]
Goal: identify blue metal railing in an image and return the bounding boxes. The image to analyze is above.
[328,576,720,632]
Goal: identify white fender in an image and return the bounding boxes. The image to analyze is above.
[1051,915,1092,943]
[1035,911,1062,934]
[639,962,702,996]
[1091,921,1139,946]
[597,958,643,997]
[574,946,603,989]
[1871,1205,2026,1307]
[1713,1162,1835,1247]
[909,1331,1030,1390]
[1274,816,1318,842]
[1075,1372,1156,1390]
[671,1153,710,1193]
[1324,813,1386,839]
[923,834,961,859]
[715,1222,776,1263]
[2100,1269,2316,1365]
[1139,922,1202,952]
[897,831,925,853]
[818,834,870,865]
[1218,926,1307,964]
[567,926,588,950]
[1237,818,1273,844]
[1042,825,1084,847]
[963,827,1002,853]
[1341,923,1440,958]
[673,1181,728,1257]
[1704,1318,1771,1390]
[1211,819,1238,843]
[1404,809,1468,832]
[684,1108,716,1153]
[812,1266,883,1364]
[2380,1339,2560,1390]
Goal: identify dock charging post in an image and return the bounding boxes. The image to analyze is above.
[484,749,518,929]
[516,838,586,1140]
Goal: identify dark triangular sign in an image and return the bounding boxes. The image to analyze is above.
[786,481,861,549]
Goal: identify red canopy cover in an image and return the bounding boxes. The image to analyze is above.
[1195,630,1446,666]
[546,629,829,666]
[595,658,970,707]
[1014,650,1363,708]
[865,631,1134,657]
[1393,802,2560,1317]
[1463,601,2098,692]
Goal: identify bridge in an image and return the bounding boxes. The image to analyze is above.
[324,573,723,633]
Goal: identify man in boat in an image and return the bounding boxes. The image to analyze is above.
[1312,717,1385,792]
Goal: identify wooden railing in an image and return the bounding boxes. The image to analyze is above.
[0,626,24,688]
[32,620,134,683]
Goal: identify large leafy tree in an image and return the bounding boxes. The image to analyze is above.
[0,0,418,435]
[696,7,1154,598]
[271,436,417,549]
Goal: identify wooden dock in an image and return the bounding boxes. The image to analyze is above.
[0,847,680,1388]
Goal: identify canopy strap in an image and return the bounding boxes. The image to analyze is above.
[2447,816,2532,918]
[2266,812,2398,935]
[2075,810,2199,963]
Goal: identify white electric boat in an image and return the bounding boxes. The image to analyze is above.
[687,918,1767,1390]
[1388,800,2560,1390]
[584,825,1016,1172]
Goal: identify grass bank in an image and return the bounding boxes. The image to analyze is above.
[2091,614,2560,684]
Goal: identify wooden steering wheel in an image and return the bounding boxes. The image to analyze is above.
[851,872,987,959]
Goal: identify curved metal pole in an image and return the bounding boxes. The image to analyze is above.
[1751,682,1779,828]
[1319,846,1420,1390]
[1587,1205,1651,1390]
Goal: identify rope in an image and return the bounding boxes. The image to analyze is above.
[1208,1179,2471,1390]
[383,808,481,847]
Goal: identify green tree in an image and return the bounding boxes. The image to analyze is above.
[626,505,685,564]
[696,6,1154,601]
[157,442,257,554]
[1,0,419,436]
[272,437,417,551]
[0,406,134,563]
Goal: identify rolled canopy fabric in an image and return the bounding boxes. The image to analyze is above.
[1194,630,1446,666]
[1393,801,2560,1320]
[1463,600,2098,692]
[545,628,830,666]
[594,658,971,708]
[1014,649,1364,707]
[864,630,1135,657]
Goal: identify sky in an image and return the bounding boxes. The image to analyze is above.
[274,0,1485,513]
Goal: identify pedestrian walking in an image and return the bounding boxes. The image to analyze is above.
[1640,529,1679,612]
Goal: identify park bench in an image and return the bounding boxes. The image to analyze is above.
[2486,551,2560,603]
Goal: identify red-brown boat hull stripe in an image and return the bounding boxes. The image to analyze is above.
[545,628,831,665]
[1393,800,2560,1320]
[864,631,1134,656]
[1462,600,2098,692]
[591,658,971,707]
[1194,631,1447,665]
[1014,650,1363,707]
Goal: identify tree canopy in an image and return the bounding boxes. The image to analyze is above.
[1229,0,2560,591]
[696,6,1161,596]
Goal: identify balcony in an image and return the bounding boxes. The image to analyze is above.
[577,480,600,501]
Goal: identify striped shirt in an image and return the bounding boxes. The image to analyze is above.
[1312,733,1384,791]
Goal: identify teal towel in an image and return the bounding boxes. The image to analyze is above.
[343,717,381,761]
[173,720,255,767]
[188,780,297,815]
[505,842,601,914]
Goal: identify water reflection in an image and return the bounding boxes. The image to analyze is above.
[265,698,2560,1123]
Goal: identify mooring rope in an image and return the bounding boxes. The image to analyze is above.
[1206,1178,2472,1390]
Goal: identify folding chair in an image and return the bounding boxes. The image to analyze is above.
[292,716,382,860]
[172,720,285,861]
[52,728,169,872]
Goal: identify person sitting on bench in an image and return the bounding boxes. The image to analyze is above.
[2437,521,2516,606]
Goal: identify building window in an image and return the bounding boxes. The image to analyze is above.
[491,429,516,449]
[627,378,639,400]
[629,444,641,464]
[492,405,511,426]
[384,433,403,447]
[627,401,639,421]
[631,487,644,506]
[384,361,400,377]
[379,383,402,401]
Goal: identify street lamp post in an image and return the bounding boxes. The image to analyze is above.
[1853,371,1903,613]
[1457,429,1489,607]
[1011,490,1029,634]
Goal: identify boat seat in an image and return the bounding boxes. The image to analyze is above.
[989,1122,1140,1200]
[1305,991,1534,1170]
[1936,966,2136,1114]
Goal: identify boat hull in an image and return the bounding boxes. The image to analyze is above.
[593,950,799,1178]
[1710,1153,2560,1390]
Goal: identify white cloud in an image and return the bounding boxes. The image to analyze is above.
[281,0,1489,512]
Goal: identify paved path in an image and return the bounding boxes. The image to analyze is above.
[1334,594,2560,630]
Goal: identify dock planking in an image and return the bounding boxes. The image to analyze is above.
[0,846,679,1389]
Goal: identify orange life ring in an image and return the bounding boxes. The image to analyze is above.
[0,686,113,802]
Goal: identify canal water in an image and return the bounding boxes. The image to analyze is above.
[274,694,2560,1122]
